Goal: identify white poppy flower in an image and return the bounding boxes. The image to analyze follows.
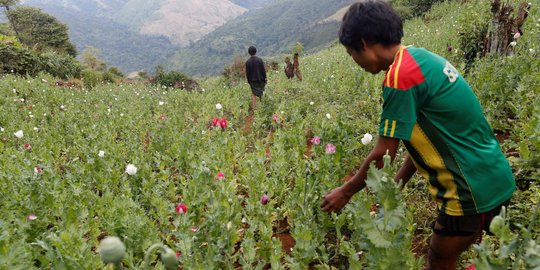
[14,130,23,138]
[33,127,39,131]
[310,101,314,105]
[125,164,137,175]
[98,150,105,157]
[510,41,517,47]
[0,127,4,132]
[326,113,331,119]
[159,101,165,106]
[215,103,222,110]
[60,105,65,110]
[361,133,373,145]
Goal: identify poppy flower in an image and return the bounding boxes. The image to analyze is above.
[215,171,225,181]
[24,143,31,150]
[125,164,137,175]
[325,143,336,154]
[211,117,219,127]
[159,114,168,120]
[176,203,188,214]
[272,114,279,123]
[34,167,43,173]
[215,103,222,110]
[464,265,475,270]
[219,118,227,129]
[27,214,37,221]
[98,150,105,157]
[310,136,321,145]
[14,130,23,138]
[361,133,373,145]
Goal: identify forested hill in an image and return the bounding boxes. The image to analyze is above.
[166,0,355,76]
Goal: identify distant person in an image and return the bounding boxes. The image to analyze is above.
[284,56,294,79]
[319,1,515,270]
[245,46,267,110]
[293,53,302,81]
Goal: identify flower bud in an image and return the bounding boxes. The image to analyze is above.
[99,236,126,264]
[160,247,179,270]
[489,216,505,236]
[261,194,269,205]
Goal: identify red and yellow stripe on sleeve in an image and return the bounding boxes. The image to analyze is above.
[383,47,426,90]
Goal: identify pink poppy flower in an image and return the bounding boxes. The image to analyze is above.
[325,143,336,154]
[34,167,43,173]
[219,118,227,129]
[272,114,279,123]
[191,226,198,233]
[27,214,37,221]
[175,203,188,214]
[176,251,181,257]
[215,171,225,181]
[261,194,269,205]
[464,265,475,270]
[310,136,320,145]
[211,117,219,126]
[24,143,31,150]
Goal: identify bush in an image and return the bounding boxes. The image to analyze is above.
[0,43,42,76]
[81,69,103,89]
[151,66,197,91]
[40,51,82,79]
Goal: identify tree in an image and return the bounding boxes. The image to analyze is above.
[81,46,106,71]
[1,0,20,37]
[485,0,530,56]
[0,0,19,12]
[7,6,77,56]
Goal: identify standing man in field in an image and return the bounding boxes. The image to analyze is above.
[245,46,267,110]
[320,1,515,269]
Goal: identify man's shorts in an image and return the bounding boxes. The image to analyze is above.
[249,82,265,98]
[432,199,510,236]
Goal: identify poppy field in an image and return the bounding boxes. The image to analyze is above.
[1,0,539,269]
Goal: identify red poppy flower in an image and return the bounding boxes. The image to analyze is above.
[211,117,219,127]
[175,203,188,214]
[219,118,227,129]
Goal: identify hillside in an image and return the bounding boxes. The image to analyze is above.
[0,0,538,269]
[114,0,248,46]
[166,0,355,76]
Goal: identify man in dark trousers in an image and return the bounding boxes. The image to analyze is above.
[245,46,267,110]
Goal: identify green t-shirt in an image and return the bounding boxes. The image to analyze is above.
[379,46,515,216]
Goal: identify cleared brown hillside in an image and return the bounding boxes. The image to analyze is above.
[140,0,247,46]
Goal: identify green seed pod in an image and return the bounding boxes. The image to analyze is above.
[160,247,179,270]
[489,215,505,235]
[99,236,126,264]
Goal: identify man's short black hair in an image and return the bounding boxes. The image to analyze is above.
[339,0,403,52]
[248,46,257,55]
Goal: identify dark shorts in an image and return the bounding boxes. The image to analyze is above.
[432,199,510,236]
[249,82,265,97]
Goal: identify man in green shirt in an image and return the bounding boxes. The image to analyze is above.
[320,1,515,269]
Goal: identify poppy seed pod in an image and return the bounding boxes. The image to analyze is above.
[99,236,126,264]
[160,247,179,270]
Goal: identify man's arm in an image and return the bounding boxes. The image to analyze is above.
[320,136,400,212]
[395,155,416,186]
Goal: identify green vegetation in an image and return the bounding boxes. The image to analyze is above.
[0,0,538,269]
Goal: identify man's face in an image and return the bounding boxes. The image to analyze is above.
[345,45,381,74]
